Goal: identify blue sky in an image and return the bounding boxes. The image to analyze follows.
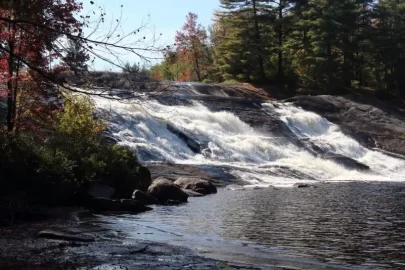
[81,0,219,70]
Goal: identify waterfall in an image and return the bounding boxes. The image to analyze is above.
[92,89,405,187]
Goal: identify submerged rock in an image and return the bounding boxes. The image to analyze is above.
[131,190,159,205]
[294,183,313,188]
[164,199,186,206]
[37,229,95,242]
[90,197,152,213]
[225,184,245,191]
[174,177,217,195]
[167,123,204,153]
[147,177,189,203]
[322,154,370,171]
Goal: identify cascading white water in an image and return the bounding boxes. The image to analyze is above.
[272,103,405,181]
[93,93,405,187]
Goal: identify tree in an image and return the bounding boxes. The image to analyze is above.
[215,0,271,82]
[122,62,140,74]
[269,1,293,82]
[175,12,211,82]
[0,0,83,131]
[373,0,405,99]
[0,0,162,132]
[63,38,90,76]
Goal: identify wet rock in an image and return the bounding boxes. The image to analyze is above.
[174,177,217,195]
[294,183,313,188]
[111,165,152,198]
[167,123,203,153]
[37,229,95,242]
[288,95,405,156]
[322,154,370,171]
[90,197,152,213]
[164,200,185,206]
[87,183,115,199]
[225,184,245,191]
[181,188,204,197]
[147,177,189,203]
[131,190,159,205]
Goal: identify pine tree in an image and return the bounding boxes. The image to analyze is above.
[214,0,272,82]
[268,1,293,82]
[373,0,405,98]
[63,39,89,76]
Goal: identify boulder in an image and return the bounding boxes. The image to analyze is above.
[181,188,204,197]
[132,190,159,205]
[111,165,152,198]
[322,154,370,171]
[90,197,152,213]
[87,183,115,199]
[174,177,217,195]
[147,177,189,203]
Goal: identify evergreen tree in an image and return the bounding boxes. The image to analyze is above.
[269,0,294,82]
[63,39,89,76]
[373,0,405,98]
[214,0,272,82]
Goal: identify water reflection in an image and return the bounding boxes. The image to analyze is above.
[102,182,405,269]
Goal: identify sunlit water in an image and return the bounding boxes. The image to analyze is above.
[96,182,405,269]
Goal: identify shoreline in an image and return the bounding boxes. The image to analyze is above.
[0,214,265,270]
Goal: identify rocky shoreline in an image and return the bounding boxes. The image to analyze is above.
[0,215,264,270]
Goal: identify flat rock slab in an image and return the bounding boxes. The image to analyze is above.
[37,229,95,242]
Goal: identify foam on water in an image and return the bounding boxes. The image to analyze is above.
[272,103,405,181]
[93,95,405,187]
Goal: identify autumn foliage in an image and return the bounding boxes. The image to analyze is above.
[0,0,83,132]
[152,12,213,82]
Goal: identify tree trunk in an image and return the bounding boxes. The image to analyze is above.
[278,0,284,82]
[6,20,15,132]
[327,41,332,87]
[191,41,202,82]
[252,0,266,81]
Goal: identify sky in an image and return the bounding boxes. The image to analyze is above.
[80,0,219,70]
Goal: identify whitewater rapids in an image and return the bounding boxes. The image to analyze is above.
[92,90,405,187]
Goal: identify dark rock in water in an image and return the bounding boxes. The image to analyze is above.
[132,190,159,205]
[167,123,203,153]
[174,177,217,195]
[225,184,245,191]
[147,177,189,203]
[164,200,186,206]
[294,183,313,188]
[322,154,370,171]
[37,229,95,242]
[181,188,204,197]
[87,183,115,199]
[90,197,152,213]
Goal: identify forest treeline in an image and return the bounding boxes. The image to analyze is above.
[151,0,405,98]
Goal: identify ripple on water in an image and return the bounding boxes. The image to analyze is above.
[97,182,405,269]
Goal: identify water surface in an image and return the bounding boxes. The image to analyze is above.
[97,182,405,269]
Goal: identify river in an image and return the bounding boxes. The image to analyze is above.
[91,83,405,269]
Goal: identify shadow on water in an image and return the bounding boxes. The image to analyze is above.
[97,182,405,269]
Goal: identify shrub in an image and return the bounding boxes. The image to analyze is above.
[0,95,149,204]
